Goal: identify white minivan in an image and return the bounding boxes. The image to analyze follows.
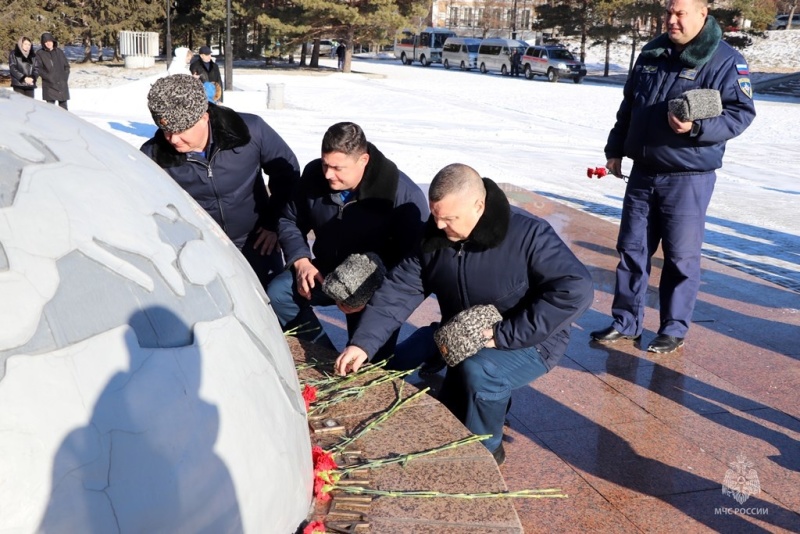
[441,37,481,70]
[477,38,527,75]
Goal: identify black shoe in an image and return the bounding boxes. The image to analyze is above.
[590,325,641,342]
[647,335,684,354]
[419,357,446,377]
[491,443,506,466]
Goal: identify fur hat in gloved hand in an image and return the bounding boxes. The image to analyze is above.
[322,252,386,309]
[147,74,209,133]
[434,305,503,367]
[668,89,722,122]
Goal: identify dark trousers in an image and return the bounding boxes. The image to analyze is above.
[46,100,68,110]
[390,325,548,452]
[611,168,716,338]
[13,87,35,98]
[266,269,399,359]
[239,233,284,292]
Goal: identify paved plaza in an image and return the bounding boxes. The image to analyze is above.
[314,184,799,532]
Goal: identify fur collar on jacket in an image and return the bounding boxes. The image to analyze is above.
[149,104,250,167]
[356,143,399,202]
[14,39,32,59]
[421,178,510,253]
[641,15,721,68]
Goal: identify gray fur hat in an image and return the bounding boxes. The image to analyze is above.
[668,89,722,122]
[147,74,208,132]
[434,305,502,367]
[322,253,386,309]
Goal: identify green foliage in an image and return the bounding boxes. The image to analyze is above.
[258,0,427,60]
[1,0,164,57]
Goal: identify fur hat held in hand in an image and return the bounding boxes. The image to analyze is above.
[322,253,386,309]
[147,74,208,133]
[668,89,722,122]
[434,305,502,367]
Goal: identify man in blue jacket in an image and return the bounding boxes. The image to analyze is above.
[269,122,428,357]
[591,0,756,354]
[141,75,300,290]
[334,163,593,463]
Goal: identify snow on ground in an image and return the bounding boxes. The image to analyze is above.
[6,31,798,292]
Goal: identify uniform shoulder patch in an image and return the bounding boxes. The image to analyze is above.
[738,77,752,99]
[736,63,749,75]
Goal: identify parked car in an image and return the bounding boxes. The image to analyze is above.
[303,39,338,56]
[520,45,587,83]
[476,38,528,75]
[442,37,481,70]
[768,14,800,30]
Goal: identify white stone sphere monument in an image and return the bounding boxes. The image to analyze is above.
[0,93,312,533]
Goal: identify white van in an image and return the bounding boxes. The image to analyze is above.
[441,37,481,70]
[477,38,528,75]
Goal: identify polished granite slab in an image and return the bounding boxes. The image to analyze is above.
[296,184,800,532]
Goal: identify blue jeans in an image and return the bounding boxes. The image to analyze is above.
[393,325,549,452]
[266,269,398,358]
[612,169,715,338]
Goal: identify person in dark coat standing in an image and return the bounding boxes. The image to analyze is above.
[510,48,521,77]
[268,122,428,356]
[140,75,300,291]
[34,32,70,109]
[590,0,756,354]
[190,46,223,103]
[334,163,593,464]
[9,36,38,98]
[335,42,346,71]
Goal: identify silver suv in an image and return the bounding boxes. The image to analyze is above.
[520,45,587,83]
[768,14,800,30]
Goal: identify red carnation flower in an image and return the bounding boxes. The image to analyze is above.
[594,166,608,177]
[302,384,317,411]
[312,445,337,472]
[586,167,594,178]
[303,520,326,533]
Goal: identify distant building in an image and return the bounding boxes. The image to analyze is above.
[430,0,546,40]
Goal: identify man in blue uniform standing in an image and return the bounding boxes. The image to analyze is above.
[334,163,593,464]
[591,0,756,353]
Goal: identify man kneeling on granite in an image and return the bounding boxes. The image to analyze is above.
[334,163,593,464]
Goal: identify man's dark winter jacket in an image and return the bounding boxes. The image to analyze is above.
[350,179,594,369]
[140,104,300,249]
[278,143,428,276]
[34,33,70,102]
[9,39,38,89]
[190,57,223,94]
[605,16,756,174]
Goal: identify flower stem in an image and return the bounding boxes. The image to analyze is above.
[332,486,568,499]
[326,384,429,454]
[339,434,491,475]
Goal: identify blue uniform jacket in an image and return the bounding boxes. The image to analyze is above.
[141,104,300,249]
[605,16,756,173]
[350,179,594,369]
[278,143,429,275]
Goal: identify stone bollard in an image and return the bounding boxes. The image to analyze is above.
[266,83,285,110]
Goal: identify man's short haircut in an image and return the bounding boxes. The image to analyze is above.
[429,163,485,202]
[321,122,368,157]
